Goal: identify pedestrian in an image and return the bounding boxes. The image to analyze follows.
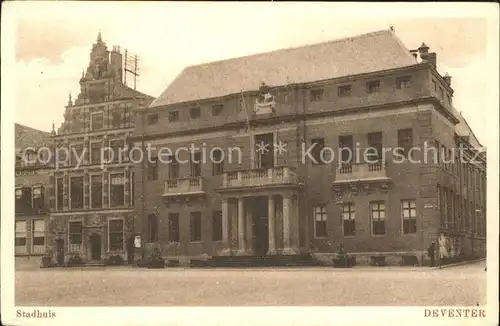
[427,242,436,267]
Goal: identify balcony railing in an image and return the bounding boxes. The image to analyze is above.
[221,166,297,188]
[163,177,204,196]
[334,162,388,183]
[32,245,46,255]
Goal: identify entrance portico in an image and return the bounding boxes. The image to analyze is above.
[216,166,300,256]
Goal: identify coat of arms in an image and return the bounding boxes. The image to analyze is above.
[254,82,275,115]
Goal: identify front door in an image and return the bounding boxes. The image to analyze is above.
[56,238,64,265]
[89,234,101,261]
[252,196,269,256]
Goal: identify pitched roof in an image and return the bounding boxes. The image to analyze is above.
[455,114,483,149]
[150,29,417,108]
[15,123,51,153]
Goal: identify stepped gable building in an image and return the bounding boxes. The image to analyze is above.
[132,29,486,266]
[15,123,52,259]
[48,32,154,264]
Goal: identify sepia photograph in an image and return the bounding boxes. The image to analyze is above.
[1,2,498,326]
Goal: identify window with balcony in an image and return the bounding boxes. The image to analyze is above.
[212,149,224,176]
[108,219,124,251]
[397,128,413,159]
[339,135,354,165]
[371,202,386,235]
[190,107,201,119]
[69,221,82,252]
[338,85,352,97]
[15,221,27,254]
[401,199,417,234]
[147,113,159,125]
[366,81,380,94]
[56,178,64,210]
[396,76,412,89]
[168,213,180,242]
[168,155,179,179]
[314,206,327,238]
[90,175,102,208]
[109,173,125,207]
[70,176,84,209]
[32,220,46,254]
[91,142,102,165]
[212,104,224,116]
[342,203,355,236]
[148,156,158,181]
[310,89,324,102]
[169,111,179,122]
[311,138,325,164]
[190,152,202,177]
[190,212,202,242]
[367,132,383,163]
[91,112,103,131]
[148,214,158,243]
[212,210,223,241]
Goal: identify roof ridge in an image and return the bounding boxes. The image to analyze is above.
[186,29,394,70]
[15,123,51,135]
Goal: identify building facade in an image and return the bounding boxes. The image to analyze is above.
[47,33,153,264]
[15,124,52,263]
[131,30,486,266]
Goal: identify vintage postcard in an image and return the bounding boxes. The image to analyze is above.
[1,2,498,326]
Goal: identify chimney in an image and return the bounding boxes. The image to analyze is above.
[427,52,437,68]
[443,73,452,86]
[110,45,123,83]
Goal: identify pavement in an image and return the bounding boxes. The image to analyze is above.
[15,261,486,306]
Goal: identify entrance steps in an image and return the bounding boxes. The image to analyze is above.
[190,254,323,268]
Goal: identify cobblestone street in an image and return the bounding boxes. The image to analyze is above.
[15,262,486,306]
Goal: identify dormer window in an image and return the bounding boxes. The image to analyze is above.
[338,85,352,97]
[366,81,380,94]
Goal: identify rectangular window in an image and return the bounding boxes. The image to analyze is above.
[447,95,452,105]
[212,149,224,175]
[212,210,223,241]
[148,214,158,243]
[15,221,27,254]
[56,178,64,210]
[70,176,84,209]
[439,87,444,99]
[310,89,324,102]
[432,79,437,92]
[371,202,386,235]
[108,219,124,251]
[70,144,84,166]
[396,76,412,89]
[342,203,355,236]
[168,155,179,179]
[15,187,32,214]
[190,107,201,119]
[147,114,159,125]
[314,206,327,238]
[91,142,102,165]
[91,112,103,131]
[339,135,354,164]
[32,185,45,211]
[32,220,45,254]
[168,213,180,242]
[190,212,202,242]
[168,111,179,122]
[367,132,383,162]
[69,221,82,252]
[311,138,325,164]
[397,128,413,159]
[212,104,224,116]
[109,139,125,163]
[90,175,102,208]
[110,173,125,207]
[148,157,158,181]
[366,81,380,94]
[130,172,135,206]
[112,110,122,128]
[338,85,352,97]
[402,199,417,234]
[190,152,202,177]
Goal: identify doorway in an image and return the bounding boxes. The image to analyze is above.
[126,236,135,264]
[255,133,274,169]
[56,238,64,266]
[252,196,269,256]
[89,234,101,261]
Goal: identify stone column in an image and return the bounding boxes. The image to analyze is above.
[63,172,68,211]
[245,198,254,255]
[282,194,292,254]
[268,195,276,255]
[220,198,231,255]
[237,197,246,255]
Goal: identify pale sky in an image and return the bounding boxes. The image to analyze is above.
[7,2,498,144]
